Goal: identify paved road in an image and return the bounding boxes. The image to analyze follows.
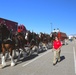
[0,40,76,75]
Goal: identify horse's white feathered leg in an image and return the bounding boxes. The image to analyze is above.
[5,52,9,60]
[17,51,21,62]
[13,50,17,58]
[10,56,15,66]
[2,56,6,67]
[23,51,27,58]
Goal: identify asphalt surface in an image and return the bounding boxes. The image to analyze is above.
[0,40,76,75]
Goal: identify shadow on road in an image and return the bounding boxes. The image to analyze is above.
[38,50,46,54]
[16,50,47,65]
[15,54,38,65]
[22,54,38,62]
[60,56,65,62]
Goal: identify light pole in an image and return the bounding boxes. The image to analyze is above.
[50,23,52,32]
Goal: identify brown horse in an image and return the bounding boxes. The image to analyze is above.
[13,32,27,61]
[38,32,48,50]
[25,31,39,55]
[0,23,15,68]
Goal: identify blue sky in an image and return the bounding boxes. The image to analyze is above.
[0,0,76,35]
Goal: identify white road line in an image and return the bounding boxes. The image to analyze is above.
[73,47,76,74]
[22,49,52,67]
